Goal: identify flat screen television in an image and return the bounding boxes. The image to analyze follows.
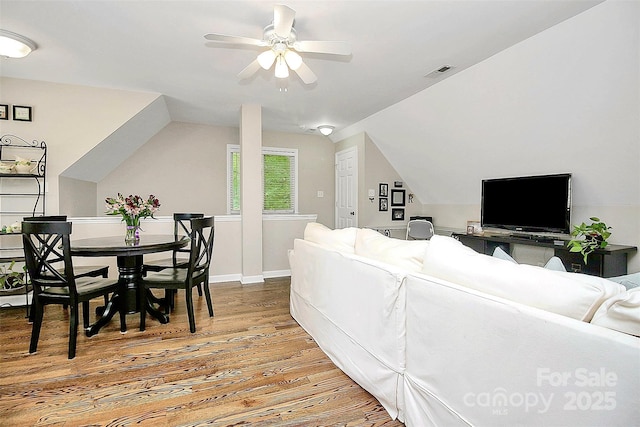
[481,173,572,235]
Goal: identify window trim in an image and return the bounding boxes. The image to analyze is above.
[227,144,298,215]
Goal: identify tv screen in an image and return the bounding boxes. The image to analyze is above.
[481,173,572,235]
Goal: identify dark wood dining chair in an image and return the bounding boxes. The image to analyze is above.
[24,215,111,320]
[139,216,215,333]
[22,221,124,359]
[24,215,110,279]
[142,213,204,312]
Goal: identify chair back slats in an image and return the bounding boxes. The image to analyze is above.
[173,213,204,264]
[22,221,76,297]
[187,216,214,279]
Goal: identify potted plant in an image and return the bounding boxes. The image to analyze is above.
[0,260,27,293]
[568,217,612,263]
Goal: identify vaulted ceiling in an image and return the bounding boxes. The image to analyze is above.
[1,0,602,135]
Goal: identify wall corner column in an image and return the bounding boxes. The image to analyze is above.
[239,104,264,284]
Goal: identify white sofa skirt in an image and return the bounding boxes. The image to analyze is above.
[289,239,407,421]
[404,274,640,427]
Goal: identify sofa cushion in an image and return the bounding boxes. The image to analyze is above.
[303,222,357,254]
[422,235,624,321]
[543,256,567,272]
[494,246,566,272]
[607,272,640,290]
[492,246,516,263]
[591,288,640,336]
[355,228,429,272]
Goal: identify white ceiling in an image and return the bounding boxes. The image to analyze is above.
[0,0,602,135]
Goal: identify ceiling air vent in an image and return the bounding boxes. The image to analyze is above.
[425,65,455,78]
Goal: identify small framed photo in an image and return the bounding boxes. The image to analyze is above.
[379,183,388,197]
[392,208,405,221]
[379,197,388,211]
[391,189,406,206]
[0,104,8,120]
[13,105,32,122]
[466,221,482,235]
[394,181,403,188]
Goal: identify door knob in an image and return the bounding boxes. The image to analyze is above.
[350,211,355,215]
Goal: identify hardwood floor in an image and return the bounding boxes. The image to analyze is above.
[0,278,403,426]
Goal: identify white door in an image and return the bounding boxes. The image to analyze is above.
[335,147,358,228]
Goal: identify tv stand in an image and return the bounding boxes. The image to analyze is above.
[453,233,636,278]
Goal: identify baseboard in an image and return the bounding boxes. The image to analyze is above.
[240,274,264,285]
[209,269,290,285]
[264,269,291,279]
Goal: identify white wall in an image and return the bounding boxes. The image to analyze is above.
[336,0,640,270]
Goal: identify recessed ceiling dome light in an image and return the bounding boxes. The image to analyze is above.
[318,125,334,136]
[0,30,37,58]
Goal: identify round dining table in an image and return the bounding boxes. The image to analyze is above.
[71,234,189,336]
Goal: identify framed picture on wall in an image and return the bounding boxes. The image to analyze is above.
[0,104,7,120]
[379,197,388,211]
[379,183,388,197]
[392,208,405,221]
[391,189,405,206]
[13,105,32,122]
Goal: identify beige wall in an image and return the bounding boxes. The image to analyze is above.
[335,131,421,235]
[262,131,335,226]
[59,177,97,217]
[98,121,233,217]
[0,77,161,214]
[0,78,334,279]
[96,122,335,222]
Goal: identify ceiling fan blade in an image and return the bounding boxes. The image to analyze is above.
[237,59,262,80]
[204,33,266,47]
[273,4,295,38]
[293,40,351,56]
[293,60,317,84]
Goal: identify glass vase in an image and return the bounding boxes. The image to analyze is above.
[124,217,140,244]
[125,225,140,244]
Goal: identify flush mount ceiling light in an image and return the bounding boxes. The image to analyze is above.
[0,30,37,58]
[318,125,334,136]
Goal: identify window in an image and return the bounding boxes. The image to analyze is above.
[227,145,298,214]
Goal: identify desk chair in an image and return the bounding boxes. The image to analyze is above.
[406,219,435,240]
[22,221,123,359]
[140,216,215,333]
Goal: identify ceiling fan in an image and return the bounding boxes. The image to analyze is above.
[204,4,350,84]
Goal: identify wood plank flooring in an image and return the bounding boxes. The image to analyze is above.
[0,278,404,426]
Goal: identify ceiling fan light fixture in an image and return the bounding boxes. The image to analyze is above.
[275,54,289,78]
[0,29,37,58]
[257,50,276,69]
[318,125,334,136]
[284,49,302,70]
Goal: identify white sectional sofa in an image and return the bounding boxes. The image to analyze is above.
[288,223,640,426]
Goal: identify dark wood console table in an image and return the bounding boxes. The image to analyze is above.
[453,233,637,278]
